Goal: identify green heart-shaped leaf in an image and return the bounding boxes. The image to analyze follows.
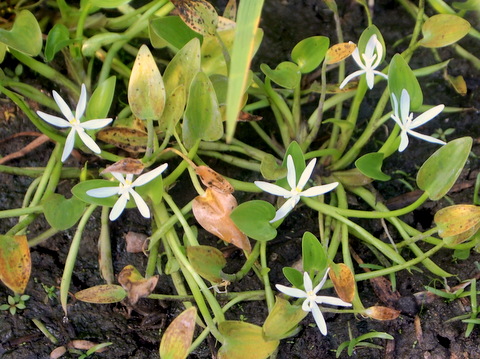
[187,245,226,283]
[45,24,75,62]
[260,154,287,180]
[43,193,86,230]
[388,54,423,110]
[0,10,42,56]
[419,14,471,48]
[260,62,300,89]
[302,232,327,273]
[230,200,277,241]
[282,267,303,288]
[291,36,329,74]
[355,152,391,181]
[417,137,472,200]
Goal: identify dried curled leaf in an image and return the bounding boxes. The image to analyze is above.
[195,166,234,194]
[125,231,148,253]
[118,265,158,305]
[192,188,251,252]
[364,306,401,321]
[102,158,145,175]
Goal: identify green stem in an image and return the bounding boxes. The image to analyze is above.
[98,206,114,284]
[260,241,274,312]
[0,206,43,219]
[28,227,59,247]
[60,204,97,316]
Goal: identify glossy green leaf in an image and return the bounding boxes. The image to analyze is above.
[453,0,480,10]
[183,71,223,148]
[263,296,308,340]
[230,200,277,241]
[0,10,42,56]
[260,62,301,89]
[163,38,201,97]
[282,267,303,288]
[355,152,391,181]
[419,14,471,48]
[86,76,116,120]
[187,245,226,283]
[260,154,287,180]
[0,235,30,294]
[82,32,127,57]
[149,16,202,51]
[91,0,131,7]
[45,24,75,62]
[128,45,166,120]
[218,321,279,359]
[417,137,472,200]
[160,307,197,359]
[171,0,218,36]
[43,193,86,230]
[302,232,327,273]
[137,173,165,205]
[291,36,329,74]
[388,54,423,111]
[75,285,127,303]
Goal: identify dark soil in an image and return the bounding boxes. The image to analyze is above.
[1,1,480,359]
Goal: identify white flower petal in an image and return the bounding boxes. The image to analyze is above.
[350,48,363,68]
[53,90,74,122]
[76,84,87,120]
[302,298,313,312]
[37,111,71,128]
[111,172,126,184]
[410,104,445,129]
[400,89,410,122]
[372,70,388,80]
[76,128,101,153]
[365,70,375,89]
[303,271,313,292]
[407,130,446,146]
[110,192,129,221]
[255,181,292,198]
[275,284,307,299]
[133,163,168,187]
[300,182,338,198]
[391,93,400,120]
[398,131,409,152]
[87,186,120,198]
[130,189,151,218]
[311,303,328,335]
[61,128,76,162]
[315,295,352,307]
[286,155,297,190]
[297,158,316,190]
[339,70,365,89]
[364,34,377,59]
[390,114,403,128]
[80,118,113,130]
[269,197,298,223]
[313,268,330,294]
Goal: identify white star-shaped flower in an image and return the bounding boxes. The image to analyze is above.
[276,270,352,336]
[340,34,388,90]
[86,163,168,221]
[36,84,112,162]
[255,155,338,223]
[391,89,446,152]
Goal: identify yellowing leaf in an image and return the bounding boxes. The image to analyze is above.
[118,265,158,305]
[419,14,471,48]
[325,42,356,65]
[328,263,355,303]
[192,188,251,252]
[364,306,401,321]
[159,307,197,359]
[0,235,31,294]
[75,285,127,304]
[434,204,480,244]
[172,0,219,36]
[96,127,147,153]
[128,45,166,120]
[195,166,234,194]
[187,245,226,283]
[446,74,467,96]
[263,296,307,341]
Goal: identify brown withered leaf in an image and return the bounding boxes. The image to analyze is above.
[195,166,234,194]
[328,263,355,303]
[364,306,401,321]
[125,231,148,253]
[159,307,197,359]
[192,188,251,252]
[118,265,158,305]
[102,158,145,175]
[237,111,262,122]
[325,42,356,64]
[97,127,147,153]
